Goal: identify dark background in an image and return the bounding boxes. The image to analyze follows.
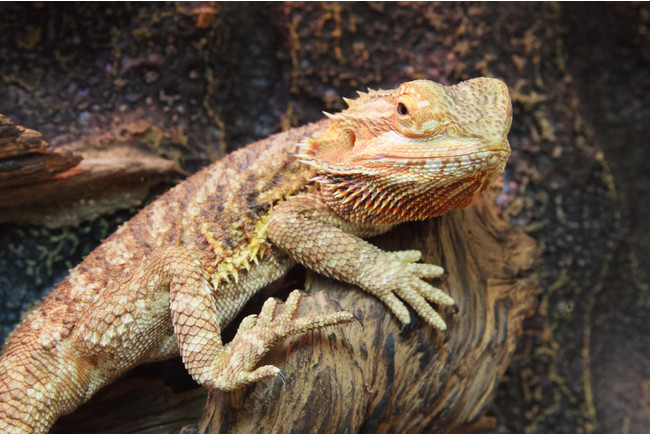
[0,3,648,433]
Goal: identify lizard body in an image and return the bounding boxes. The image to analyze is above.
[0,78,512,432]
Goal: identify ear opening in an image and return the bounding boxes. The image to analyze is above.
[345,129,356,149]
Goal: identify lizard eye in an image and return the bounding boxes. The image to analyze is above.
[394,93,428,138]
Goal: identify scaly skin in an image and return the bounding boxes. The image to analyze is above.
[0,78,512,432]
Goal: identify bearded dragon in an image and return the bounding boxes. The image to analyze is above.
[0,78,512,432]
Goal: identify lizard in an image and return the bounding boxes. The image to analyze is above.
[0,77,512,433]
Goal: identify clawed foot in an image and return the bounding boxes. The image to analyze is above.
[207,290,353,391]
[361,249,455,330]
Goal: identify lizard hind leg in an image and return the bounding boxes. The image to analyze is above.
[171,285,354,392]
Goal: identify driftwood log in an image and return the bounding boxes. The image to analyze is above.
[50,184,538,433]
[0,114,181,228]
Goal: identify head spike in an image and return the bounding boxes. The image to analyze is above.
[323,111,352,123]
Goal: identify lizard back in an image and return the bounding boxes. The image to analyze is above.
[0,121,325,395]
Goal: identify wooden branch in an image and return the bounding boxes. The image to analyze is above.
[198,186,539,433]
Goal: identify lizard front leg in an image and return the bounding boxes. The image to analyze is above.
[76,246,353,394]
[267,193,455,330]
[166,248,354,391]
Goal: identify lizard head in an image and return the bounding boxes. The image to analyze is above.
[298,78,513,225]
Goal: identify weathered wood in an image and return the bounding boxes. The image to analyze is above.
[0,116,181,228]
[197,185,538,433]
[0,114,81,187]
[51,378,206,434]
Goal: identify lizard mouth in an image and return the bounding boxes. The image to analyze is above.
[363,148,511,169]
[354,131,511,164]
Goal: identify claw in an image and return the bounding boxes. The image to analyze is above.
[352,313,364,328]
[277,369,287,386]
[203,292,354,391]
